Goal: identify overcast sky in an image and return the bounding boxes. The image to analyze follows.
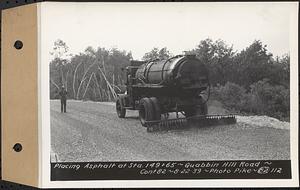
[41,2,297,62]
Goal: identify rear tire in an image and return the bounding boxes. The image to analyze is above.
[149,97,161,120]
[116,98,126,118]
[139,98,155,127]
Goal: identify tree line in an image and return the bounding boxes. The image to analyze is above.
[50,40,132,102]
[49,38,290,120]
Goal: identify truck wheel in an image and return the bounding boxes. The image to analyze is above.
[139,98,155,127]
[116,98,126,118]
[149,97,161,120]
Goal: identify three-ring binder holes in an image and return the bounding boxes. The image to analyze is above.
[14,40,23,50]
[13,143,22,152]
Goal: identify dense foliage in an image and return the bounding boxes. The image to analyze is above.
[49,39,290,120]
[187,39,289,88]
[142,47,173,61]
[212,80,289,120]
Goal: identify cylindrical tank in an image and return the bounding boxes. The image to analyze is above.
[135,55,209,88]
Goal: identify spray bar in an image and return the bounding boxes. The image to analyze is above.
[145,114,237,132]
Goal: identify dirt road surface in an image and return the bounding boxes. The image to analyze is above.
[51,100,290,162]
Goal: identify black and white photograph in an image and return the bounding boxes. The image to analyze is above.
[39,1,298,187]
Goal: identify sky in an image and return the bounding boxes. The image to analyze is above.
[41,2,297,62]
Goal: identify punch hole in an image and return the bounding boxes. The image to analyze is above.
[13,143,22,152]
[14,40,23,50]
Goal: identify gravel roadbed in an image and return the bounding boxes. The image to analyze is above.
[51,100,290,162]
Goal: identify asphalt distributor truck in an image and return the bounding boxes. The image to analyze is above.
[116,55,236,132]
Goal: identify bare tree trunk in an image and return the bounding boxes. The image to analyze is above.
[101,55,106,74]
[60,67,63,85]
[73,62,83,99]
[76,62,97,100]
[76,77,87,100]
[106,89,111,101]
[50,79,60,90]
[93,74,102,100]
[65,70,69,90]
[97,65,117,100]
[93,85,97,101]
[82,73,95,99]
[118,75,122,85]
[113,73,115,89]
[111,84,121,92]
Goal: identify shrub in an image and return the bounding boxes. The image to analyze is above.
[211,80,290,121]
[213,82,247,111]
[249,79,289,120]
